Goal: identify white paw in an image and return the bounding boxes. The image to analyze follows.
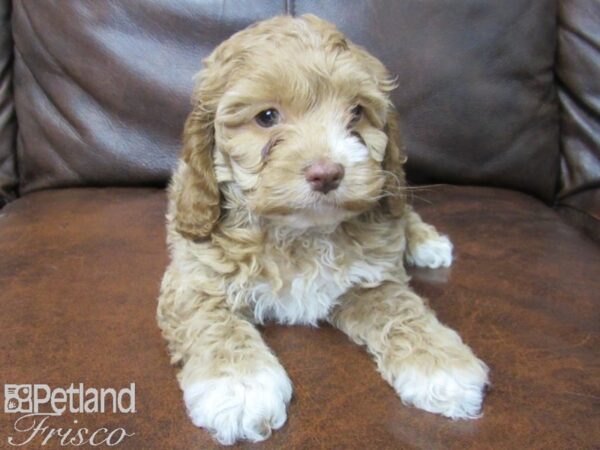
[394,359,489,419]
[406,235,453,268]
[183,367,292,445]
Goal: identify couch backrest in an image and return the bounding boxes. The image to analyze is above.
[8,0,560,202]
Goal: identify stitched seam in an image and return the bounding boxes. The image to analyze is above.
[286,0,295,16]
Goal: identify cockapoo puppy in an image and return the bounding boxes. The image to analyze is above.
[158,14,489,445]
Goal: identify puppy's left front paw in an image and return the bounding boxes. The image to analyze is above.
[393,357,489,419]
[406,235,453,269]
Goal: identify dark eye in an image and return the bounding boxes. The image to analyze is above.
[255,108,280,128]
[350,104,363,124]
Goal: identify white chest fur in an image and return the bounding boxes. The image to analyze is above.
[227,227,397,326]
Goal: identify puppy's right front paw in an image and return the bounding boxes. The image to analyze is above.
[183,367,292,445]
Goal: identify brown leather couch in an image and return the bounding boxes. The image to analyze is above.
[1,1,599,449]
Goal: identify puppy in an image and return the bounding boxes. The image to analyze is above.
[157,14,488,445]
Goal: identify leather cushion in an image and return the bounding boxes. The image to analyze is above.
[1,186,598,449]
[11,1,287,195]
[295,0,560,201]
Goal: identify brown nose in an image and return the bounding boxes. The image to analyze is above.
[305,161,345,194]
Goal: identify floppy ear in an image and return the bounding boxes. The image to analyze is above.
[171,106,220,240]
[381,109,408,218]
[170,31,250,240]
[347,43,407,218]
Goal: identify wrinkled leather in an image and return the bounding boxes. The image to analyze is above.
[557,0,600,239]
[0,186,598,449]
[12,1,561,201]
[0,0,17,205]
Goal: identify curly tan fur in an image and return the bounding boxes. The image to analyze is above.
[157,14,488,445]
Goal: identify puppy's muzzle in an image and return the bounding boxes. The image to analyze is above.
[305,161,345,194]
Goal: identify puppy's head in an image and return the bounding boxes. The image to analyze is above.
[173,15,406,239]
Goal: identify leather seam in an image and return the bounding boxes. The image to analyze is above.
[286,0,295,16]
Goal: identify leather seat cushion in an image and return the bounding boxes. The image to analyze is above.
[0,186,598,449]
